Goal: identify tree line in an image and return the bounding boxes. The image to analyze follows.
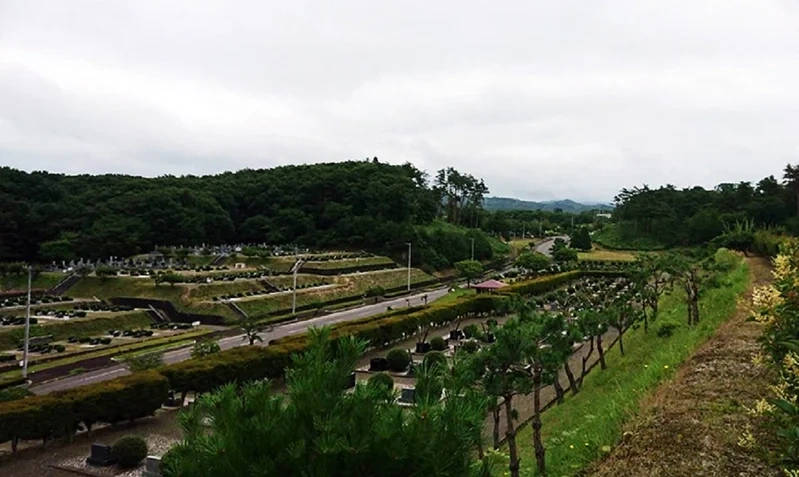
[610,165,799,247]
[0,160,500,269]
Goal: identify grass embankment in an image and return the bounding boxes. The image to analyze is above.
[222,255,296,272]
[577,249,637,262]
[433,288,475,305]
[68,277,238,321]
[512,260,750,476]
[0,272,65,292]
[0,328,212,385]
[0,311,152,351]
[237,269,435,317]
[300,256,395,270]
[592,224,667,251]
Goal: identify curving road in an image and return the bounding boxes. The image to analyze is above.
[30,287,450,394]
[534,235,569,257]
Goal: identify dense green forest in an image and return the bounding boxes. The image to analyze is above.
[0,160,502,269]
[602,166,799,248]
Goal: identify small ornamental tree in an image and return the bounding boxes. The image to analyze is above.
[386,348,411,372]
[112,435,148,468]
[514,252,550,272]
[240,315,264,345]
[95,265,118,279]
[455,259,484,287]
[569,227,592,251]
[553,247,578,262]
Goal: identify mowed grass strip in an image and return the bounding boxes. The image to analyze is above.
[577,249,637,262]
[511,260,750,476]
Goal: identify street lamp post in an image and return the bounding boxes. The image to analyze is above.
[291,247,298,315]
[22,266,31,379]
[406,242,412,292]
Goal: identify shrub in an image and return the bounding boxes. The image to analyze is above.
[463,324,478,339]
[429,336,447,351]
[460,340,479,353]
[368,372,394,391]
[656,320,679,338]
[111,435,148,468]
[191,340,221,359]
[386,348,411,372]
[712,248,740,272]
[423,351,447,370]
[126,352,164,372]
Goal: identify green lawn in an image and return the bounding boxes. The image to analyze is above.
[0,272,65,292]
[510,260,750,476]
[577,249,637,262]
[433,288,476,305]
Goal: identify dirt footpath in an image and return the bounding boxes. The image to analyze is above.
[588,257,781,477]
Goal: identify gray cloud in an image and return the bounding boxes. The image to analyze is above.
[2,0,799,201]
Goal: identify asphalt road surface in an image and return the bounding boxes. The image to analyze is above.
[30,287,450,394]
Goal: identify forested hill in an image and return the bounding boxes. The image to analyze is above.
[0,161,443,262]
[484,197,612,212]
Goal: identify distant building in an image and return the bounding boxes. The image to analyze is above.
[596,213,612,219]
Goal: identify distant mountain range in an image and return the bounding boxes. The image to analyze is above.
[483,197,613,213]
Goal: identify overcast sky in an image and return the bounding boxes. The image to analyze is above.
[2,1,799,202]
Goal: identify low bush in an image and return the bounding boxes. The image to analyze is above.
[463,324,478,339]
[429,336,447,351]
[460,340,479,353]
[368,372,394,391]
[112,435,148,468]
[656,320,679,338]
[386,348,411,372]
[423,351,447,370]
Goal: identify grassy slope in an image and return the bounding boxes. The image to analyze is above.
[301,256,395,270]
[512,260,750,476]
[0,272,65,292]
[68,277,237,321]
[237,268,435,316]
[592,223,667,251]
[0,311,153,351]
[421,220,510,257]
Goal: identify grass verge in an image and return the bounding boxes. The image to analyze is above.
[577,249,637,262]
[511,260,750,476]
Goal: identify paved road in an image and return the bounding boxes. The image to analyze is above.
[535,235,569,257]
[30,287,450,394]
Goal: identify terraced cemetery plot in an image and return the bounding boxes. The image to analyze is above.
[222,255,296,272]
[237,268,435,317]
[300,256,395,270]
[0,310,153,351]
[68,276,238,321]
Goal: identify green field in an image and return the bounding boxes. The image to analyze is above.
[0,311,152,351]
[0,272,65,292]
[510,259,750,476]
[577,249,637,261]
[238,269,435,317]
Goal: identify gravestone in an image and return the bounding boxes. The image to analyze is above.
[143,455,162,477]
[86,443,114,466]
[399,387,416,404]
[345,372,356,389]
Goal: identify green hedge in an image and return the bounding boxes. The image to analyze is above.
[0,370,167,450]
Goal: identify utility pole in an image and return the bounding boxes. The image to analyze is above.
[406,242,412,292]
[22,266,31,379]
[470,238,475,261]
[522,224,525,239]
[291,247,298,315]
